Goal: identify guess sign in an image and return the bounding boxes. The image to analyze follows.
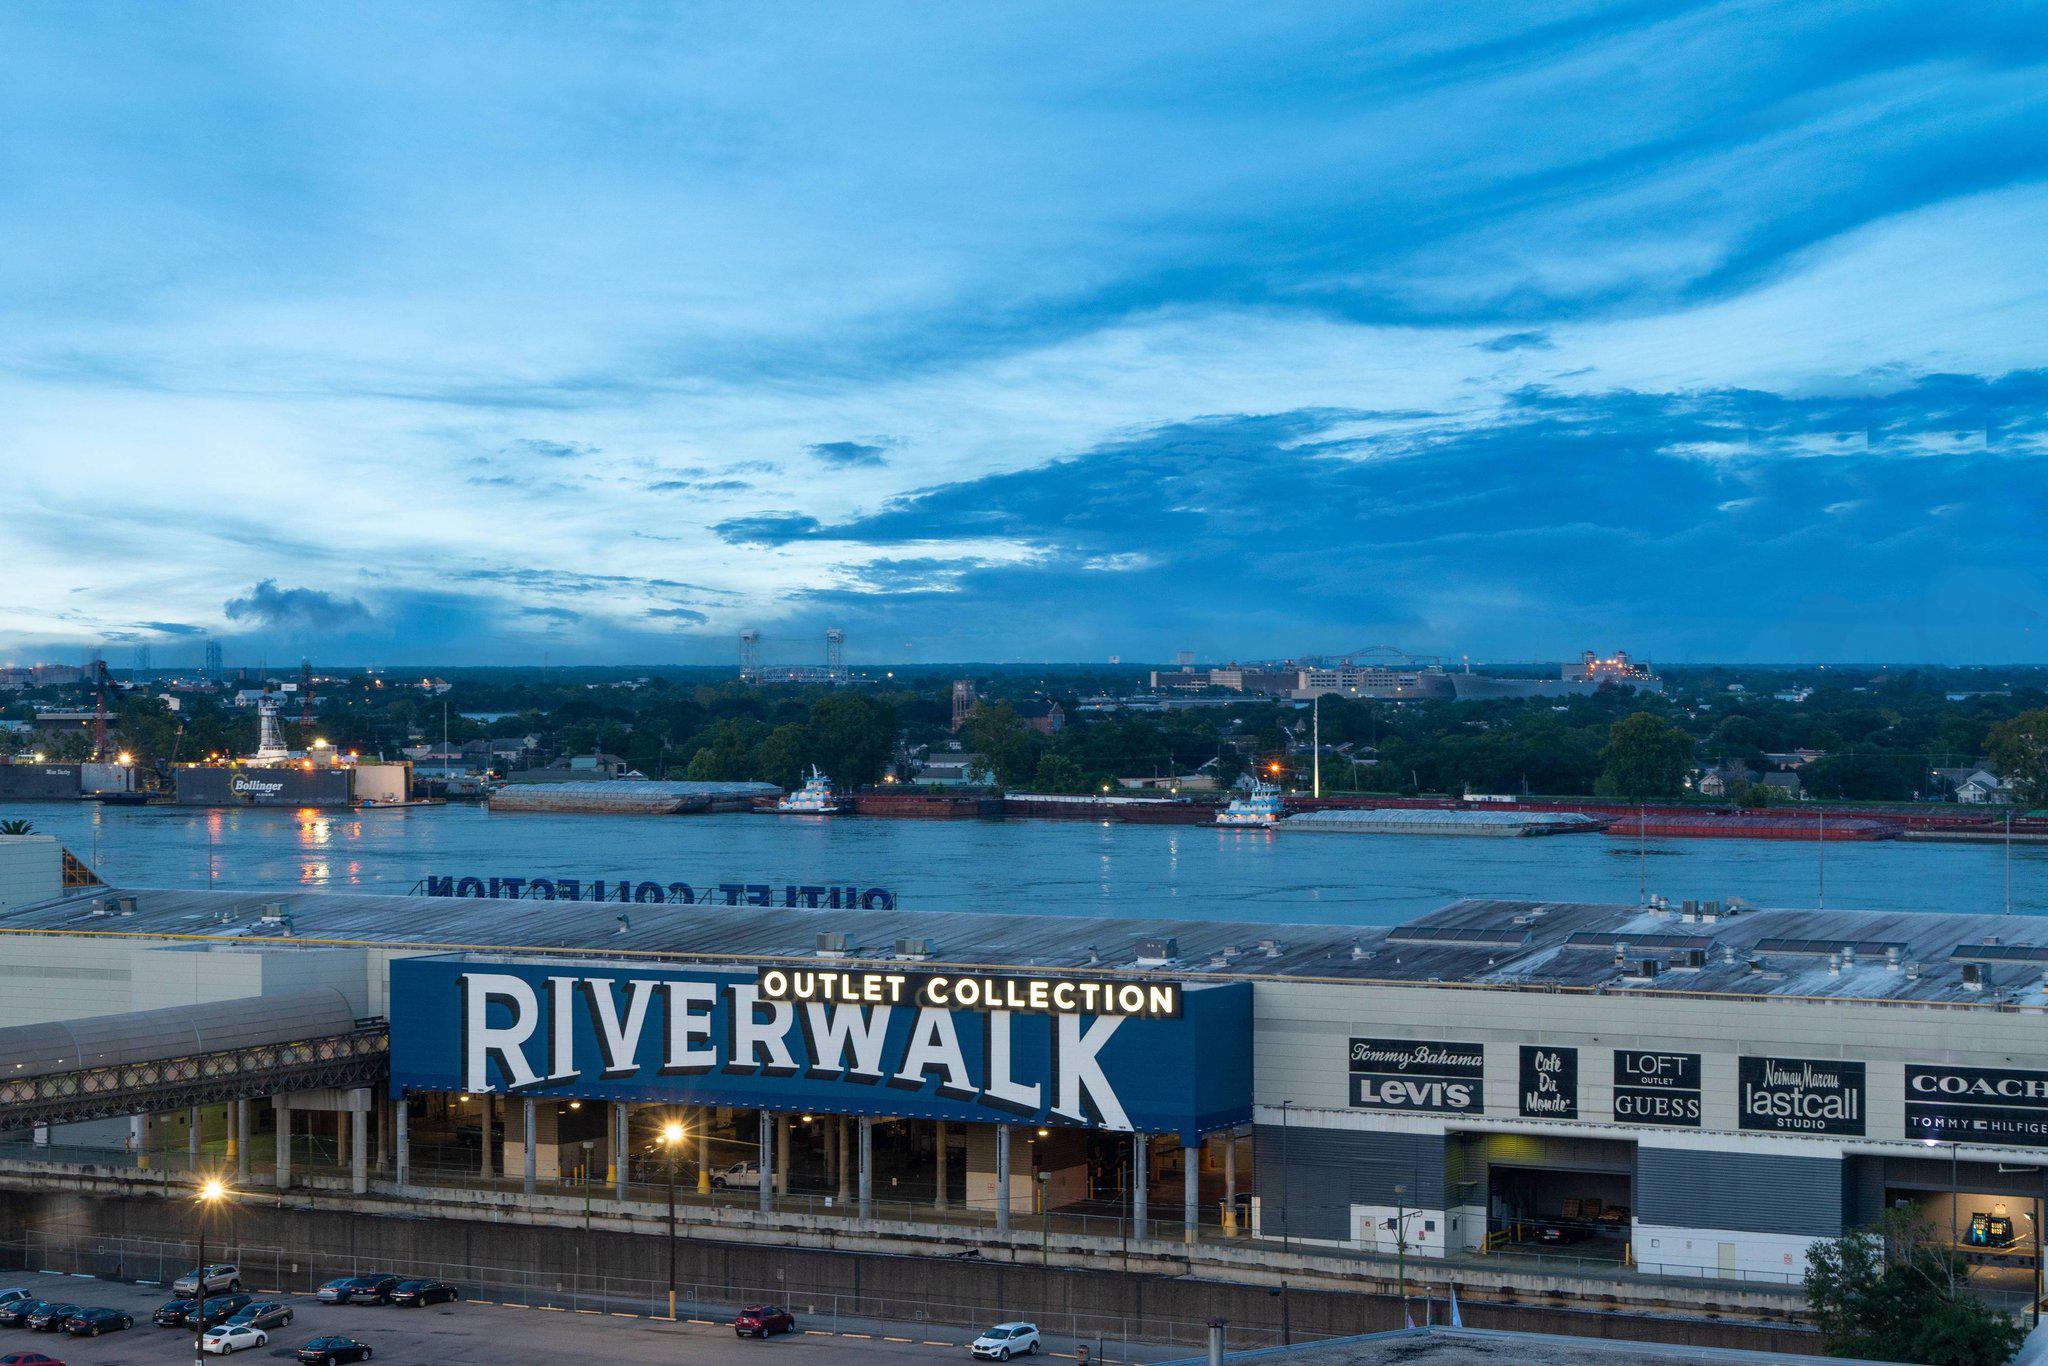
[1349,1038,1484,1115]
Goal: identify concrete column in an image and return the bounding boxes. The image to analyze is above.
[836,1119,852,1203]
[274,1096,291,1189]
[824,1116,838,1184]
[1183,1144,1199,1244]
[224,1103,239,1162]
[1224,1130,1237,1234]
[395,1098,410,1190]
[189,1106,202,1168]
[612,1103,627,1201]
[757,1111,773,1214]
[479,1095,495,1180]
[235,1099,251,1184]
[857,1116,873,1221]
[335,1110,348,1168]
[995,1123,1011,1234]
[776,1115,792,1195]
[1132,1133,1149,1241]
[523,1097,539,1196]
[933,1120,949,1211]
[695,1116,711,1195]
[351,1094,369,1195]
[131,1113,148,1170]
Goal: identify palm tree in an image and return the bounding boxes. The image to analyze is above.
[0,820,34,836]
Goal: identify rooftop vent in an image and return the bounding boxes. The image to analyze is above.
[1085,945,1101,966]
[115,895,136,916]
[815,931,855,958]
[1906,961,1922,980]
[1135,937,1179,967]
[894,937,936,962]
[1258,937,1284,958]
[1886,946,1901,971]
[258,903,289,925]
[1351,940,1369,960]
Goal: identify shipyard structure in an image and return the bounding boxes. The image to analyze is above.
[0,831,2040,1347]
[171,693,411,808]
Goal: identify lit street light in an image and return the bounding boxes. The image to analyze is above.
[192,1176,228,1366]
[661,1120,685,1320]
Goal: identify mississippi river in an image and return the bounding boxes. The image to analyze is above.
[6,800,2043,926]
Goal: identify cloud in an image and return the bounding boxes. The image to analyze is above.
[715,513,825,543]
[506,438,597,460]
[807,440,890,467]
[645,606,709,623]
[648,478,753,493]
[222,580,370,630]
[1478,331,1554,353]
[137,620,207,636]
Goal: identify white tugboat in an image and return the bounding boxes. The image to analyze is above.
[774,766,844,814]
[1215,779,1284,827]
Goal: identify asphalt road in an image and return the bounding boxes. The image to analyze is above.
[0,1271,1168,1364]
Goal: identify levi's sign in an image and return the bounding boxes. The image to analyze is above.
[387,957,1250,1144]
[1905,1064,2048,1146]
[1349,1038,1484,1115]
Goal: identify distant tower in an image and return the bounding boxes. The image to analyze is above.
[739,630,762,683]
[203,639,223,683]
[825,628,846,681]
[951,680,978,732]
[1175,649,1195,670]
[133,643,152,678]
[299,659,316,732]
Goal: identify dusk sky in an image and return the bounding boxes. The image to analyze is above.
[2,3,2044,667]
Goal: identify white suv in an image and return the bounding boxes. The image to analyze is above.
[970,1322,1041,1360]
[173,1263,241,1296]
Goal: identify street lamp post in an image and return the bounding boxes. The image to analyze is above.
[662,1120,685,1320]
[192,1177,227,1366]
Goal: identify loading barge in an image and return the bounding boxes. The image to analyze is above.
[1281,809,1605,837]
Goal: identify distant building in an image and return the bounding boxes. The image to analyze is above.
[914,752,986,786]
[1934,767,2013,805]
[1013,699,1064,736]
[950,680,977,732]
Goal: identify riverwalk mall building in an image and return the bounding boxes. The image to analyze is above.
[0,831,2044,1337]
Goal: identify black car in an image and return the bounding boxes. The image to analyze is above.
[297,1335,374,1363]
[153,1298,198,1327]
[0,1301,46,1329]
[342,1277,398,1306]
[65,1307,133,1337]
[24,1304,75,1332]
[389,1279,458,1307]
[193,1293,254,1327]
[1534,1222,1594,1245]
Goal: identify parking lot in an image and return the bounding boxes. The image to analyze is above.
[0,1271,1171,1363]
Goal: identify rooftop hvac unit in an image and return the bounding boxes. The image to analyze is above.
[1135,936,1179,967]
[1258,937,1284,958]
[815,931,855,957]
[1681,949,1706,969]
[1622,958,1660,981]
[115,895,136,916]
[259,903,288,925]
[1962,963,1984,991]
[894,937,935,961]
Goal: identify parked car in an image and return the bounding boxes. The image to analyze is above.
[225,1301,294,1330]
[23,1306,75,1334]
[970,1322,1042,1360]
[0,1291,29,1309]
[314,1280,355,1305]
[0,1301,48,1329]
[710,1160,765,1191]
[201,1323,268,1356]
[0,1352,67,1366]
[389,1280,458,1307]
[191,1294,254,1328]
[732,1304,795,1338]
[295,1335,374,1364]
[1533,1222,1593,1246]
[342,1277,399,1306]
[173,1265,241,1297]
[153,1299,198,1328]
[62,1309,131,1338]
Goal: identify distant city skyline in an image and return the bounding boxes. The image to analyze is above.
[2,5,2043,665]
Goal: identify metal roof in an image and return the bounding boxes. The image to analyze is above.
[4,886,2048,1008]
[0,989,360,1080]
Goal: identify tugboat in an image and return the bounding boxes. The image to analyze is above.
[774,767,844,815]
[1215,779,1284,827]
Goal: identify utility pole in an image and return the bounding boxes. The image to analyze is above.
[1312,695,1321,798]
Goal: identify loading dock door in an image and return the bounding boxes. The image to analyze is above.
[1488,1164,1633,1261]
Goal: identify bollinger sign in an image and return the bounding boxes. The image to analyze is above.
[388,956,1249,1144]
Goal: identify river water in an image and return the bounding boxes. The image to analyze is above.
[6,801,2044,927]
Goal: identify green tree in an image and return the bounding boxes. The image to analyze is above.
[1594,712,1695,801]
[1804,1209,2022,1365]
[683,719,765,781]
[1030,754,1088,793]
[961,703,1037,787]
[748,723,810,790]
[803,695,898,789]
[1988,708,2048,807]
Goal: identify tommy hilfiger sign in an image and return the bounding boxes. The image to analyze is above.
[1349,1038,1484,1115]
[1905,1064,2048,1146]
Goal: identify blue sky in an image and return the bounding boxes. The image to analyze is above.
[1,2,2043,667]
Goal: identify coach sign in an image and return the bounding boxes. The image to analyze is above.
[1905,1064,2048,1146]
[388,956,1250,1144]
